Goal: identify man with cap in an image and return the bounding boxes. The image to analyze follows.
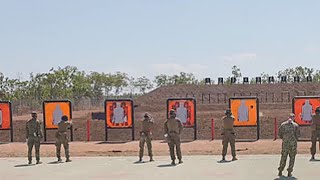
[55,115,72,162]
[310,106,320,160]
[278,113,300,177]
[164,109,183,165]
[138,112,154,162]
[26,111,43,164]
[221,109,237,161]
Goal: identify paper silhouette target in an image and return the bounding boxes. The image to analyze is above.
[167,98,196,128]
[0,101,12,130]
[43,100,72,129]
[230,97,259,127]
[293,96,320,126]
[105,100,133,128]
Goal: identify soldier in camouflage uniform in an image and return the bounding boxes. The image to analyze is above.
[164,109,183,165]
[221,109,237,161]
[55,115,72,162]
[310,107,320,160]
[26,111,43,164]
[138,112,154,162]
[278,113,300,177]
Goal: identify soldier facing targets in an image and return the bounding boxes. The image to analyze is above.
[221,109,237,161]
[164,109,183,165]
[55,115,72,162]
[278,113,300,177]
[26,111,43,164]
[138,112,154,162]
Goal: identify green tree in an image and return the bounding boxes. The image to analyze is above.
[172,72,197,84]
[231,65,242,83]
[134,76,153,94]
[313,70,320,82]
[89,72,105,98]
[72,70,92,99]
[260,72,270,84]
[154,74,172,87]
[112,72,128,95]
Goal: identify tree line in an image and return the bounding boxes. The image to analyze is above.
[1,65,320,102]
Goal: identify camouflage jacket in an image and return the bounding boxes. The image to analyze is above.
[164,117,183,134]
[26,118,43,139]
[57,121,72,133]
[141,117,154,133]
[278,120,300,143]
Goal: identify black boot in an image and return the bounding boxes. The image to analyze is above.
[310,155,315,161]
[36,160,42,164]
[171,160,176,165]
[221,156,226,162]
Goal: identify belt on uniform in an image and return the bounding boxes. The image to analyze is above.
[141,131,151,133]
[169,131,178,134]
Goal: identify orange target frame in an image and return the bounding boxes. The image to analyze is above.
[0,101,13,142]
[104,99,134,141]
[167,98,197,140]
[229,97,260,140]
[292,96,320,126]
[43,100,73,141]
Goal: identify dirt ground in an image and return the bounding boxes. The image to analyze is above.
[0,140,317,158]
[3,83,320,143]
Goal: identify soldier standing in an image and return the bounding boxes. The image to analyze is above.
[55,115,72,162]
[164,109,183,165]
[26,111,43,164]
[278,113,300,177]
[310,107,320,160]
[138,112,154,162]
[221,109,237,161]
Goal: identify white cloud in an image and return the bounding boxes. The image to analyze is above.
[304,47,320,53]
[151,63,208,77]
[222,53,257,62]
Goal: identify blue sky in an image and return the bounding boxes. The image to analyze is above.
[1,0,320,81]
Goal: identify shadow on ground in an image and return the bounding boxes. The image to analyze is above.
[96,141,128,144]
[14,164,35,168]
[274,176,297,180]
[157,164,176,168]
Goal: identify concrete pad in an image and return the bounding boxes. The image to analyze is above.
[0,155,319,180]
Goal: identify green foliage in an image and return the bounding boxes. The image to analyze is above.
[1,65,320,103]
[134,76,153,94]
[231,65,242,83]
[276,66,314,82]
[154,72,197,86]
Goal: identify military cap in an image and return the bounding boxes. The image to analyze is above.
[289,113,295,117]
[225,109,232,115]
[144,112,151,118]
[61,115,68,121]
[169,109,176,114]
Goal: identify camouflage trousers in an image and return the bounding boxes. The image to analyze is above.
[222,130,236,157]
[55,132,69,159]
[167,132,182,161]
[27,137,41,161]
[311,130,320,156]
[139,132,153,158]
[278,141,297,173]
